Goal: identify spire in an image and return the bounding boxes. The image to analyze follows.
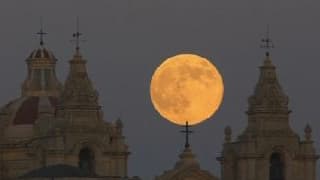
[37,17,47,47]
[247,29,289,114]
[59,29,99,108]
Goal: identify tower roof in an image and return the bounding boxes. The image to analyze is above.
[247,54,289,114]
[58,23,99,108]
[28,47,56,60]
[247,26,290,114]
[59,47,99,108]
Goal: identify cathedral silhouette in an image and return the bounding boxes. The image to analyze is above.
[0,26,318,180]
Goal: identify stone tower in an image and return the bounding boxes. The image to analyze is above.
[54,45,130,177]
[0,30,130,179]
[218,52,319,180]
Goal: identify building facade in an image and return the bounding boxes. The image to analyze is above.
[0,31,318,180]
[218,52,319,180]
[0,41,129,179]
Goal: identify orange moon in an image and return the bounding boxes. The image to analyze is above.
[150,54,224,126]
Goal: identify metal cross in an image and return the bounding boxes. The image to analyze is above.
[180,121,193,148]
[260,24,274,56]
[37,17,47,47]
[71,17,86,52]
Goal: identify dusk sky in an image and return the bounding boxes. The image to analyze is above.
[0,0,320,179]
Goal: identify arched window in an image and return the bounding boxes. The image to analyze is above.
[79,147,95,175]
[270,153,284,180]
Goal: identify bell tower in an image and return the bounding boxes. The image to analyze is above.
[56,20,101,126]
[218,30,319,180]
[53,20,130,177]
[21,25,62,97]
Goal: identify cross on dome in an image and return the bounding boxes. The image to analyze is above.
[36,17,47,47]
[180,121,193,148]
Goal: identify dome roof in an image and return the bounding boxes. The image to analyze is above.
[10,96,58,125]
[28,47,56,60]
[174,147,199,169]
[0,96,58,138]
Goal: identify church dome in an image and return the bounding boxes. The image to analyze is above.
[0,35,62,139]
[0,96,58,139]
[28,47,57,60]
[12,96,58,125]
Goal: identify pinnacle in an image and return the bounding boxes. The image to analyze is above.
[248,54,289,114]
[59,51,99,108]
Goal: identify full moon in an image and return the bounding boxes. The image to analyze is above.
[150,54,224,126]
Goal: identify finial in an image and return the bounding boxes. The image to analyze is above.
[304,124,312,141]
[224,126,232,143]
[180,121,193,148]
[260,24,274,57]
[71,17,85,54]
[36,17,47,47]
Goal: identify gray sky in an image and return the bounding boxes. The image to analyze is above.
[0,0,320,179]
